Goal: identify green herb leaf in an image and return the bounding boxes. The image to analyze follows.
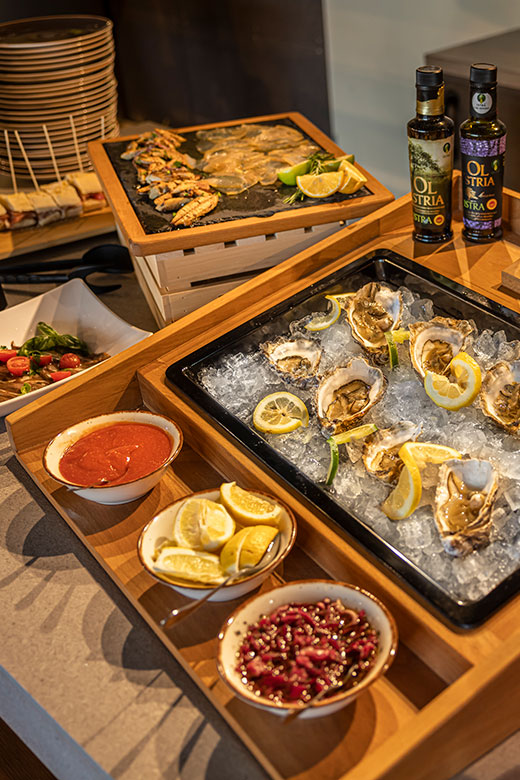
[19,382,32,395]
[18,322,88,356]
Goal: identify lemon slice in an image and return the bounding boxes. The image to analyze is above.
[304,295,341,331]
[220,525,279,574]
[253,391,309,434]
[296,171,344,198]
[381,460,422,520]
[153,547,225,585]
[338,160,367,194]
[331,423,378,445]
[399,442,461,470]
[391,329,410,344]
[277,160,311,186]
[173,497,235,551]
[330,292,356,311]
[424,351,482,410]
[220,481,282,526]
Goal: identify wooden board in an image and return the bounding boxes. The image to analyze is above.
[501,257,520,295]
[89,112,394,256]
[6,177,520,779]
[0,206,115,261]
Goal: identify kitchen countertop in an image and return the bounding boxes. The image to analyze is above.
[1,234,519,780]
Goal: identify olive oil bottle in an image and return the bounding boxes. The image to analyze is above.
[460,63,506,242]
[407,66,454,242]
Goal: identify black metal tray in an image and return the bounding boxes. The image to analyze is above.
[102,117,371,234]
[165,248,520,627]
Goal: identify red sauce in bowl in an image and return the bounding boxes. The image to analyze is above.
[59,422,173,487]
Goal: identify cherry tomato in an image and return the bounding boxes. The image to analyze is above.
[0,349,18,362]
[50,371,72,382]
[6,356,30,376]
[35,353,53,367]
[59,353,81,369]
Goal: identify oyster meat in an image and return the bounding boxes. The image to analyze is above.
[261,337,321,383]
[347,282,402,358]
[316,357,386,434]
[362,421,422,483]
[480,361,520,433]
[408,316,474,378]
[434,458,498,557]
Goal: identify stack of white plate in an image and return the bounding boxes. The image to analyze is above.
[0,15,118,180]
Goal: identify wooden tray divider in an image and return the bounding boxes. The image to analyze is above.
[7,187,520,780]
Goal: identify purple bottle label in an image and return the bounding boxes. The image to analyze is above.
[461,135,506,232]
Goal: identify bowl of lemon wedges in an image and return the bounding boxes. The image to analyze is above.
[138,482,296,601]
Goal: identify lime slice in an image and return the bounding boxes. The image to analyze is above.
[331,423,378,446]
[385,332,399,369]
[296,171,344,198]
[253,391,309,434]
[220,481,281,526]
[277,160,311,186]
[322,154,355,171]
[304,295,341,332]
[326,437,339,485]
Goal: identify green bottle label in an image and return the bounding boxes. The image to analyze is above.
[408,136,453,235]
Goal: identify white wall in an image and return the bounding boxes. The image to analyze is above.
[323,0,520,196]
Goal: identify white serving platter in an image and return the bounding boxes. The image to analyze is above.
[0,278,151,416]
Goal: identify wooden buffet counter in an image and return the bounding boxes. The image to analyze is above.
[6,175,520,780]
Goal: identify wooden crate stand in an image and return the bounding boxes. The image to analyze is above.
[7,178,520,780]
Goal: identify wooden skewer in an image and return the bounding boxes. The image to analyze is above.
[4,129,17,193]
[100,115,105,140]
[69,114,83,172]
[14,129,39,191]
[42,124,61,181]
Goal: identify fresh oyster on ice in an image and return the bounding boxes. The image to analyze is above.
[434,458,498,557]
[480,361,520,433]
[316,357,386,434]
[409,317,474,378]
[362,421,422,483]
[346,283,402,359]
[261,337,322,383]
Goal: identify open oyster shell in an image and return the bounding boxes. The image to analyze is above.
[316,357,386,434]
[260,336,322,384]
[408,316,475,378]
[434,458,498,557]
[347,282,402,359]
[362,421,422,483]
[480,361,520,433]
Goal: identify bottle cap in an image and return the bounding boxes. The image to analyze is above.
[470,63,497,85]
[416,66,443,87]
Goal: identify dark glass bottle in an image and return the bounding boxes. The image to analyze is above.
[407,66,454,243]
[460,63,506,242]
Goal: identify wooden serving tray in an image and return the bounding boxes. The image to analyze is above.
[88,112,394,256]
[7,176,520,780]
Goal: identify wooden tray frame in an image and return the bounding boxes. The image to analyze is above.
[88,112,394,256]
[7,178,520,780]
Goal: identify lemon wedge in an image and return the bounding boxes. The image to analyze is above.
[399,442,461,470]
[220,482,282,526]
[296,171,344,198]
[153,547,225,585]
[304,295,341,331]
[220,525,279,574]
[253,391,309,434]
[173,497,235,551]
[381,459,422,520]
[338,160,367,194]
[424,351,482,410]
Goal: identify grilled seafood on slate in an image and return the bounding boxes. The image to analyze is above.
[170,193,220,227]
[408,316,475,378]
[433,458,498,557]
[480,361,520,433]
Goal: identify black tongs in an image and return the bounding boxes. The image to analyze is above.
[0,244,133,297]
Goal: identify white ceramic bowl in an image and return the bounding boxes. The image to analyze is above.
[0,278,151,417]
[43,410,183,505]
[138,489,296,602]
[217,579,398,719]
